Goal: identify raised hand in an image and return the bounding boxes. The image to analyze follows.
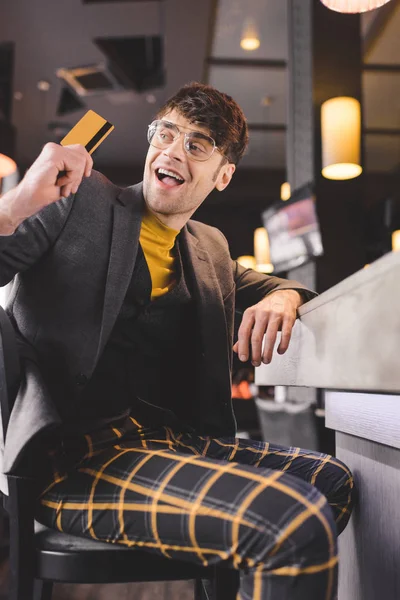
[0,143,93,234]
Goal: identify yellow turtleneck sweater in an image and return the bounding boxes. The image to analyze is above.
[139,208,180,300]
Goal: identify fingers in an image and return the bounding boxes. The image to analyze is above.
[11,142,95,222]
[59,175,81,199]
[235,303,296,365]
[60,184,72,199]
[84,149,93,177]
[55,175,70,187]
[53,144,93,199]
[277,319,293,355]
[40,143,92,197]
[260,317,281,365]
[56,175,74,200]
[236,308,255,362]
[237,307,277,366]
[251,312,270,366]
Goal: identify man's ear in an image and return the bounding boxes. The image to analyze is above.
[215,163,236,192]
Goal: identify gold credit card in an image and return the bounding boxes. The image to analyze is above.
[60,109,114,154]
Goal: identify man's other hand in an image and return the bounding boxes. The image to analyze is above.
[233,289,303,366]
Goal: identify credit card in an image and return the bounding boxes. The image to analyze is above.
[60,109,114,154]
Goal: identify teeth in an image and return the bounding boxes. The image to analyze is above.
[158,168,184,182]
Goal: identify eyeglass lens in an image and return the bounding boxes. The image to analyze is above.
[148,121,215,161]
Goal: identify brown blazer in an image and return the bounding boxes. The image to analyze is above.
[0,171,315,474]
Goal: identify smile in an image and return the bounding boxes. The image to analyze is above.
[155,167,185,188]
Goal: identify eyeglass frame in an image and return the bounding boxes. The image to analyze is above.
[147,119,227,162]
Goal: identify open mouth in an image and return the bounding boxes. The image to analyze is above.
[156,167,185,187]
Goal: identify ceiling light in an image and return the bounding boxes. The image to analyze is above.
[37,80,51,92]
[261,96,273,107]
[321,96,362,180]
[320,0,392,13]
[240,19,260,51]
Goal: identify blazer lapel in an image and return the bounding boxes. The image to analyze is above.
[180,227,231,380]
[95,183,144,363]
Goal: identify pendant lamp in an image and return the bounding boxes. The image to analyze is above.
[321,96,362,180]
[254,227,274,273]
[240,19,261,51]
[320,0,392,13]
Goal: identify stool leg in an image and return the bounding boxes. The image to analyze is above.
[194,578,209,600]
[7,480,35,600]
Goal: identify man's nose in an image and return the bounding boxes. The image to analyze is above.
[162,136,186,161]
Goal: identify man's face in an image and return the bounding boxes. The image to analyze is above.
[142,109,235,229]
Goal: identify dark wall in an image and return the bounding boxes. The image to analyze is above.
[193,203,264,260]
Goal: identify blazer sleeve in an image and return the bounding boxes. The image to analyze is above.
[0,196,75,287]
[233,260,318,313]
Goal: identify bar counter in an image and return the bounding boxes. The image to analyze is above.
[255,250,400,600]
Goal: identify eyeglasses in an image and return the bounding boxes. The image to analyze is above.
[147,119,223,162]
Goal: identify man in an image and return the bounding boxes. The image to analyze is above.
[0,82,353,599]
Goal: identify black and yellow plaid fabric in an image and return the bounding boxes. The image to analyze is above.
[36,415,354,600]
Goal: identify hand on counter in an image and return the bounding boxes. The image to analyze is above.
[233,289,303,367]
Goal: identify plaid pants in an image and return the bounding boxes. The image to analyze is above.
[36,414,354,600]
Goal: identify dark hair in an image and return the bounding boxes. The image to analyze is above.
[156,82,249,165]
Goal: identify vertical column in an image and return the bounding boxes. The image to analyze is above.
[287,0,367,293]
[285,0,367,450]
[287,0,314,192]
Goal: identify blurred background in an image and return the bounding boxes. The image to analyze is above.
[0,0,399,596]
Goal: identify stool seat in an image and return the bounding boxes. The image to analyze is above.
[34,522,216,584]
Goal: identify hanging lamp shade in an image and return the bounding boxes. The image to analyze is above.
[240,19,261,51]
[321,96,362,180]
[320,0,392,13]
[254,227,274,273]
